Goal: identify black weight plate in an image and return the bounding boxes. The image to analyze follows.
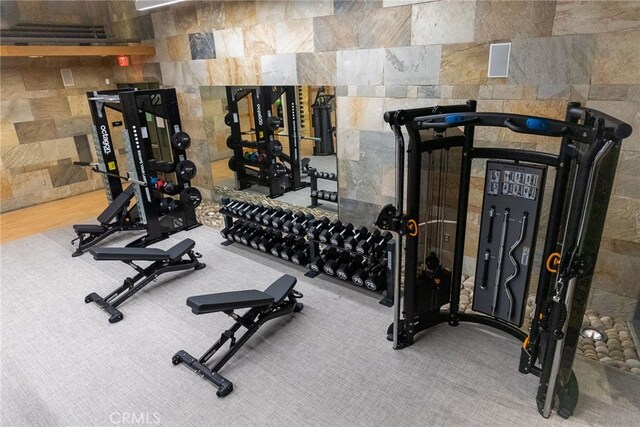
[180,187,202,208]
[175,160,197,180]
[226,135,235,149]
[171,132,191,150]
[163,182,181,196]
[228,157,239,172]
[271,140,283,156]
[224,113,233,127]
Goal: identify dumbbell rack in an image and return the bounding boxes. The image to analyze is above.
[218,198,394,307]
[304,231,395,307]
[219,198,310,267]
[309,168,338,208]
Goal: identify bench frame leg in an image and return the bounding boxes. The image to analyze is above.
[173,291,303,397]
[86,250,205,323]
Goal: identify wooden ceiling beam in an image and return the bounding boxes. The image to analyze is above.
[0,44,156,57]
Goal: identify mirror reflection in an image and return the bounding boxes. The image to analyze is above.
[202,85,338,214]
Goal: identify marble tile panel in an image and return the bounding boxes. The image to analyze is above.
[592,30,640,85]
[28,97,71,120]
[14,119,56,144]
[214,28,245,58]
[74,135,92,163]
[452,85,480,99]
[168,35,191,61]
[1,100,34,124]
[47,163,87,188]
[276,19,314,54]
[571,85,590,104]
[160,62,185,86]
[336,127,361,161]
[0,69,24,98]
[384,45,441,86]
[612,151,640,200]
[67,95,90,117]
[553,0,640,36]
[222,0,257,28]
[257,0,333,21]
[509,35,597,85]
[417,85,440,98]
[335,0,382,15]
[151,10,177,38]
[338,195,382,226]
[490,85,525,100]
[383,0,425,6]
[0,142,44,169]
[411,1,476,45]
[243,23,277,57]
[0,171,13,201]
[440,43,488,86]
[54,117,91,139]
[195,1,225,31]
[537,85,572,100]
[68,66,113,88]
[337,49,385,86]
[313,14,359,52]
[359,130,396,166]
[152,38,170,63]
[356,86,379,98]
[602,195,640,246]
[261,54,298,85]
[474,1,555,42]
[627,86,640,101]
[181,60,209,86]
[173,3,200,34]
[41,137,79,162]
[337,96,385,131]
[385,86,408,98]
[19,69,64,91]
[589,85,630,101]
[227,57,263,86]
[297,52,337,86]
[177,93,203,119]
[586,100,640,152]
[589,288,638,321]
[501,100,567,143]
[7,169,51,196]
[359,5,411,49]
[0,123,20,147]
[189,32,216,60]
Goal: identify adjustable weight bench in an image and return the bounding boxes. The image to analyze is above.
[72,186,145,257]
[173,274,303,397]
[86,238,205,323]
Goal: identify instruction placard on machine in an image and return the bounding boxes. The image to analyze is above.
[472,161,546,326]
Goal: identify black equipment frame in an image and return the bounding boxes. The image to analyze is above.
[173,277,303,397]
[85,239,205,323]
[380,100,632,419]
[225,86,309,198]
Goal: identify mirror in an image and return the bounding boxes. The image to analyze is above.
[202,85,338,214]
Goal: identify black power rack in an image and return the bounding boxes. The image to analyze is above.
[218,198,394,306]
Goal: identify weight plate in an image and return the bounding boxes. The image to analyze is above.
[224,113,233,127]
[226,135,235,149]
[228,157,239,172]
[271,140,283,157]
[180,187,202,208]
[175,160,197,181]
[171,132,191,150]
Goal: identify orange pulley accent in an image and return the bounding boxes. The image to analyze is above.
[546,252,561,273]
[407,219,418,237]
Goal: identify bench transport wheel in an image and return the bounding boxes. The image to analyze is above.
[172,354,182,365]
[109,313,124,324]
[195,263,206,270]
[294,302,304,312]
[217,383,233,398]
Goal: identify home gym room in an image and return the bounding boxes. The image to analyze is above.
[0,0,638,425]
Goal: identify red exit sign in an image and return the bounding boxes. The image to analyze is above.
[117,55,130,67]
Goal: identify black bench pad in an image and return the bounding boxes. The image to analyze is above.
[186,274,297,315]
[263,274,297,305]
[187,290,274,314]
[74,224,107,233]
[90,238,195,262]
[97,185,135,224]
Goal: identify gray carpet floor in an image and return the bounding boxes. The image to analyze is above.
[1,224,639,426]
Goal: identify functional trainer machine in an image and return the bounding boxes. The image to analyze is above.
[86,238,205,323]
[378,101,632,418]
[224,86,309,198]
[72,89,202,255]
[173,274,303,397]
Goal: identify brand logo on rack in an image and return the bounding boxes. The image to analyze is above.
[100,125,112,155]
[256,103,263,126]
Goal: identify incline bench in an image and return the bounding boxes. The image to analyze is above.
[86,238,205,323]
[72,186,145,257]
[173,274,303,397]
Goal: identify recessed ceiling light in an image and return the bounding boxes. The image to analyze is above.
[135,0,184,11]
